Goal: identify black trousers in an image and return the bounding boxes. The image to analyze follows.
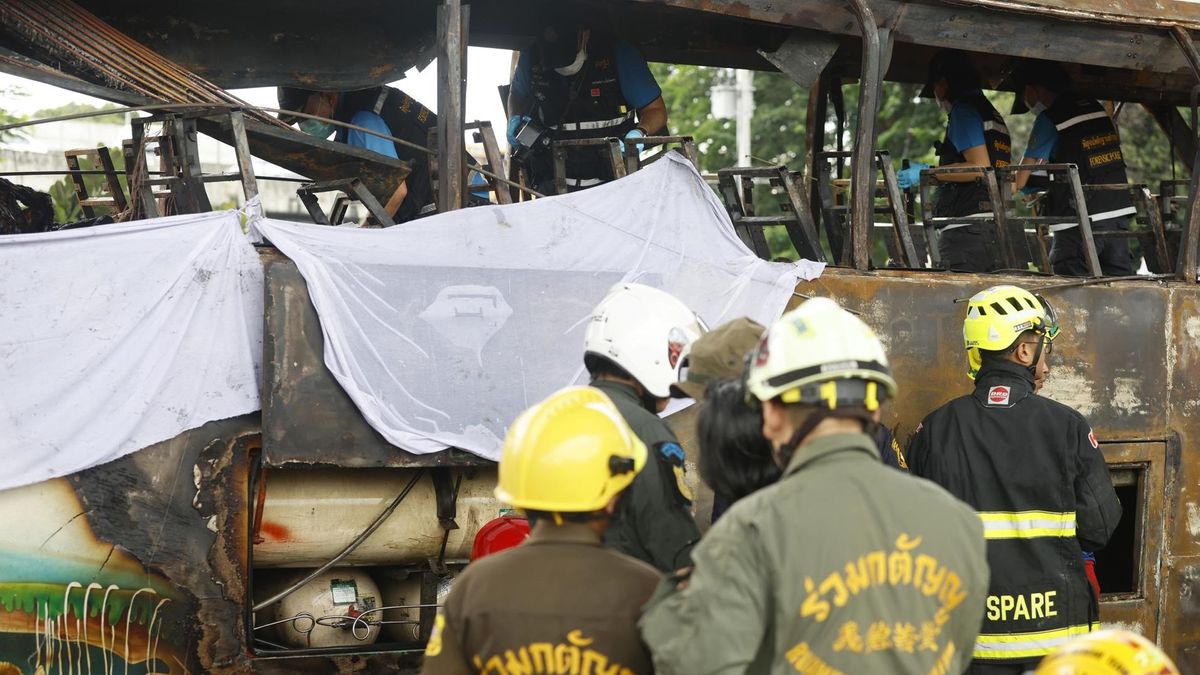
[1049,219,1135,277]
[937,224,1000,273]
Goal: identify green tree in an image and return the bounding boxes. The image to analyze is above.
[1,85,27,141]
[652,64,950,260]
[31,102,126,125]
[651,63,1183,264]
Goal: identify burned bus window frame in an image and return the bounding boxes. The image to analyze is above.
[1095,463,1145,598]
[1093,441,1169,636]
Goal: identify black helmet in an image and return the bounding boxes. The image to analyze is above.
[1008,60,1072,114]
[539,12,585,71]
[276,86,315,124]
[919,49,981,100]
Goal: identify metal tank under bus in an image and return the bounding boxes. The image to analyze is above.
[250,466,495,653]
[253,467,502,568]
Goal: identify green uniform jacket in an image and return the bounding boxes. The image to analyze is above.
[639,432,990,675]
[421,524,660,674]
[592,379,701,572]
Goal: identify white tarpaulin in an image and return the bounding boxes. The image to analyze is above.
[0,211,263,491]
[253,153,812,460]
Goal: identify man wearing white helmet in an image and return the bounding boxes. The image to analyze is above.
[584,282,707,572]
[640,297,989,674]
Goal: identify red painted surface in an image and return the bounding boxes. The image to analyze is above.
[258,522,291,541]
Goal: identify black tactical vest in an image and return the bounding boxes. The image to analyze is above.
[336,87,436,222]
[527,35,637,186]
[933,92,1012,220]
[1040,97,1134,229]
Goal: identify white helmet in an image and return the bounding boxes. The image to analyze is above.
[746,297,897,409]
[584,283,707,399]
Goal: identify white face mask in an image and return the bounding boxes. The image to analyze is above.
[554,30,590,76]
[555,48,588,76]
[1028,101,1047,116]
[937,96,954,114]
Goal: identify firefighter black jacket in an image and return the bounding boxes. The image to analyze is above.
[907,358,1122,666]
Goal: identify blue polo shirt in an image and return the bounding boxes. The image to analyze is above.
[344,110,399,159]
[1023,113,1059,161]
[511,39,662,110]
[947,98,987,153]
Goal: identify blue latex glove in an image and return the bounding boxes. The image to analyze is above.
[507,115,530,147]
[468,169,489,200]
[897,162,930,189]
[620,127,646,155]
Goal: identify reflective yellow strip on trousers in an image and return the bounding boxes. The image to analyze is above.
[974,624,1095,660]
[978,510,1076,540]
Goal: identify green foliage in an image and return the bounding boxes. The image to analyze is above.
[48,177,82,224]
[31,101,126,125]
[650,63,1182,263]
[0,85,27,141]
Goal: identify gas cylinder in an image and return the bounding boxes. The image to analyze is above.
[266,568,383,648]
[254,468,502,567]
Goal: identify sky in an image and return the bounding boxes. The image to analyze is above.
[0,47,516,143]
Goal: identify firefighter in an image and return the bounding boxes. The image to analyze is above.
[640,297,989,674]
[906,285,1122,674]
[507,14,667,194]
[1034,629,1179,675]
[584,283,705,571]
[899,50,1013,272]
[421,386,659,675]
[1010,61,1135,276]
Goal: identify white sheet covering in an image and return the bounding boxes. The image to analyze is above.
[253,153,809,460]
[0,211,263,491]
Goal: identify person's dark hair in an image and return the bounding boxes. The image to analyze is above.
[928,50,982,102]
[697,379,782,505]
[524,510,606,526]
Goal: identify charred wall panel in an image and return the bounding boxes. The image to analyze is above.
[0,415,258,674]
[261,252,486,469]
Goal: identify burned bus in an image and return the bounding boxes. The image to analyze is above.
[1,0,1199,672]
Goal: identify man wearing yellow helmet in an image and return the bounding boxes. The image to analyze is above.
[907,285,1122,674]
[422,386,660,675]
[640,297,990,674]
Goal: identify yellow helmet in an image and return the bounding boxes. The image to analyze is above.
[746,297,897,410]
[1034,629,1179,675]
[963,285,1059,379]
[495,386,647,513]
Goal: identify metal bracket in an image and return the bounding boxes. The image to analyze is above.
[757,30,839,90]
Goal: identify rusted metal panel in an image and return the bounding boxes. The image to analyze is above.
[941,0,1200,29]
[796,272,1173,440]
[261,251,487,469]
[0,414,259,673]
[1159,556,1200,669]
[195,116,409,208]
[1095,442,1167,638]
[73,1,438,91]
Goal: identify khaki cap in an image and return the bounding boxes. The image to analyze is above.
[670,317,765,399]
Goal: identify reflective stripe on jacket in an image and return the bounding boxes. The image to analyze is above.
[907,359,1122,665]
